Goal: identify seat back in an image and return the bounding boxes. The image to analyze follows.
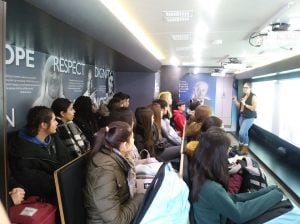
[54,152,90,224]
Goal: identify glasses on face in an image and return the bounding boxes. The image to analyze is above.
[243,86,249,89]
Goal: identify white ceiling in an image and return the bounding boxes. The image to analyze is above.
[114,0,300,73]
[24,0,300,75]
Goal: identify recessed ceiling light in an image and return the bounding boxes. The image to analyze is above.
[162,10,193,23]
[171,33,192,41]
[193,67,201,74]
[170,56,180,66]
[211,39,223,45]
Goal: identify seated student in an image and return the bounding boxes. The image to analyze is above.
[107,97,122,112]
[135,107,180,162]
[185,105,212,141]
[172,101,186,137]
[159,91,173,119]
[84,121,144,224]
[9,106,72,202]
[51,98,90,158]
[189,127,283,224]
[186,100,201,124]
[152,99,181,146]
[109,107,139,160]
[73,96,99,146]
[113,92,131,108]
[109,107,158,165]
[186,116,222,157]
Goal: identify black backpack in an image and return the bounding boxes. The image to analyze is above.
[239,157,268,192]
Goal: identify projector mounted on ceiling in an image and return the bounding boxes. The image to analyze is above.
[271,23,290,31]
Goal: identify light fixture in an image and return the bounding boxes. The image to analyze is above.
[200,0,221,17]
[171,33,192,41]
[99,0,164,60]
[251,73,277,79]
[211,72,225,77]
[193,67,200,74]
[278,67,300,74]
[162,10,193,23]
[211,39,223,45]
[195,21,209,38]
[170,56,180,66]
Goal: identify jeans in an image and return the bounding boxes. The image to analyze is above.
[155,146,181,162]
[239,116,255,145]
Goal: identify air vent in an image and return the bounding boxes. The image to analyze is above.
[171,33,192,41]
[162,10,193,23]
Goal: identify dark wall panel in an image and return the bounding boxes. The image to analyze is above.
[0,0,7,207]
[7,0,153,72]
[115,72,156,111]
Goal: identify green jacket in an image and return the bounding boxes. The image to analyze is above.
[84,148,143,224]
[192,180,283,224]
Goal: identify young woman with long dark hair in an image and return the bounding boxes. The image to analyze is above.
[189,127,283,224]
[73,96,99,146]
[51,98,90,158]
[135,107,180,162]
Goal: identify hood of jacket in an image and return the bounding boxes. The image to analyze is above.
[18,128,51,146]
[9,130,56,160]
[173,109,184,117]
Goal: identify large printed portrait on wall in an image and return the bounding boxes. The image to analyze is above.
[179,72,235,129]
[33,56,65,107]
[179,73,216,112]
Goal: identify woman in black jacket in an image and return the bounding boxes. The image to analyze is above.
[9,106,72,202]
[73,96,99,146]
[51,98,90,158]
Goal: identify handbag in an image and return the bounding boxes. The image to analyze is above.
[9,196,57,224]
[136,149,163,194]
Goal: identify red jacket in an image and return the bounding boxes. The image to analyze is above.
[173,110,186,136]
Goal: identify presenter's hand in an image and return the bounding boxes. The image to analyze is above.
[240,98,246,105]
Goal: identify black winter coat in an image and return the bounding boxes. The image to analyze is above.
[9,131,72,201]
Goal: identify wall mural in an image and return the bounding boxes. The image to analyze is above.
[179,73,234,128]
[5,44,115,131]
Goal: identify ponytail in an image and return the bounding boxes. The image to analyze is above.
[90,121,132,158]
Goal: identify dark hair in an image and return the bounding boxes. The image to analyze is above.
[91,121,132,157]
[135,107,155,155]
[201,116,223,132]
[113,92,130,100]
[195,105,212,123]
[51,98,72,117]
[152,99,168,109]
[73,96,93,119]
[107,97,122,111]
[189,100,201,111]
[189,127,230,202]
[176,101,185,108]
[243,81,252,88]
[25,106,54,136]
[150,103,162,131]
[109,107,135,127]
